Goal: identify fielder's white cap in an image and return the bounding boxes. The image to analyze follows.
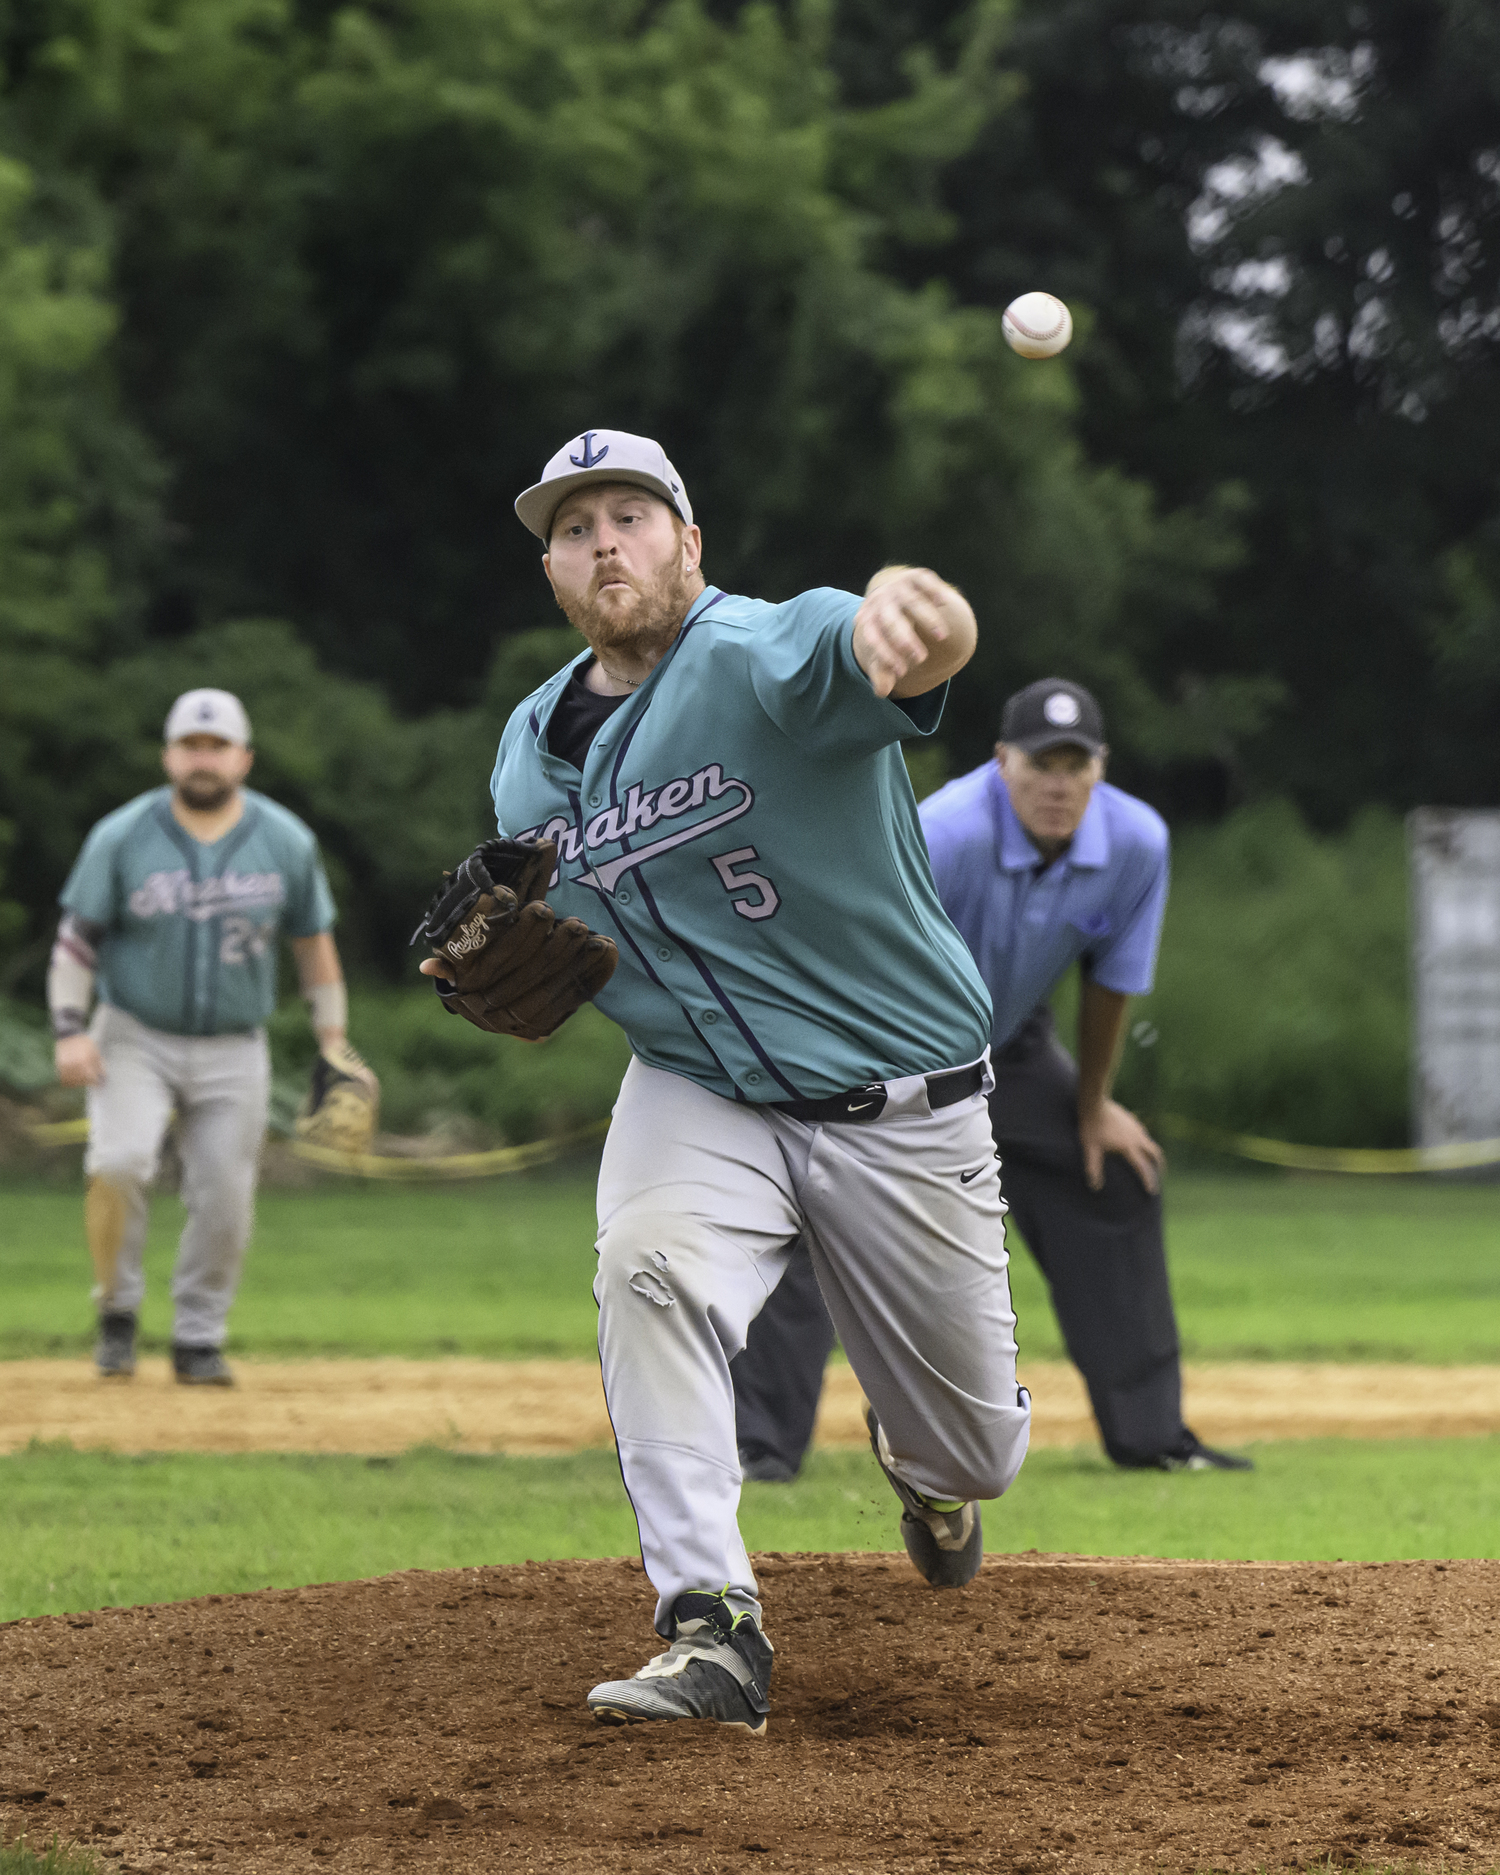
[164,688,252,746]
[514,429,692,541]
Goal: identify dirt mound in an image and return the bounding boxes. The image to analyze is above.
[4,1553,1498,1872]
[10,1359,1500,1456]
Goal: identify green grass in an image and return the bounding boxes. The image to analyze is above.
[0,1168,603,1359]
[4,1436,1498,1623]
[4,1168,1500,1363]
[1150,1172,1500,1362]
[0,1838,102,1875]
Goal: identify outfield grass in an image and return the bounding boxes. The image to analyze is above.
[4,1435,1498,1623]
[4,1167,1500,1362]
[0,1841,102,1875]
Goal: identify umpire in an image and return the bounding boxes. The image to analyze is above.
[734,677,1250,1477]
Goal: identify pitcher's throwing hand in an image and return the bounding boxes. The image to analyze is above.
[851,565,976,699]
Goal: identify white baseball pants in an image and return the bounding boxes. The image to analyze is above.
[595,1055,1032,1635]
[85,1003,269,1346]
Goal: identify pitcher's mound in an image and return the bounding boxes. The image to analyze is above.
[3,1552,1494,1872]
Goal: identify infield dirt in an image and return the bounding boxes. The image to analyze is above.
[4,1552,1499,1874]
[9,1359,1500,1455]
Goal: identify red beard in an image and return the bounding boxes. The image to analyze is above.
[559,558,700,664]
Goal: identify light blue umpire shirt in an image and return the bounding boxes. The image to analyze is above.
[488,585,993,1103]
[920,761,1169,1053]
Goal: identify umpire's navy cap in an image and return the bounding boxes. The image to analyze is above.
[1000,678,1106,756]
[515,429,693,541]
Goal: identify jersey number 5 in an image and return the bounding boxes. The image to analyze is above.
[710,847,780,922]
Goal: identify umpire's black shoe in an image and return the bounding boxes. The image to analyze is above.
[586,1591,773,1736]
[94,1311,137,1378]
[867,1408,983,1588]
[739,1444,799,1485]
[1151,1432,1254,1473]
[172,1344,234,1387]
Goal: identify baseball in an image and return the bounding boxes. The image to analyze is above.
[1002,291,1073,359]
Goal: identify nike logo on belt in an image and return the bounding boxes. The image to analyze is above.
[959,1168,983,1184]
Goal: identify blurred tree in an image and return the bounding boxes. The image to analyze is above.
[0,0,1232,737]
[0,146,161,971]
[932,0,1500,818]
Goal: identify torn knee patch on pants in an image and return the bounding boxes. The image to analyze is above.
[628,1266,676,1307]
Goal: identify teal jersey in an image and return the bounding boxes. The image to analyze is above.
[59,787,337,1036]
[489,585,992,1102]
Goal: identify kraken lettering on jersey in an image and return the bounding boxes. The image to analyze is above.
[128,870,287,922]
[522,763,754,897]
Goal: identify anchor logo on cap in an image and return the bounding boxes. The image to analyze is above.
[569,431,610,470]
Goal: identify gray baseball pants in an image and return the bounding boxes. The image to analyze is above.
[734,1005,1192,1470]
[85,1003,269,1347]
[595,1055,1032,1636]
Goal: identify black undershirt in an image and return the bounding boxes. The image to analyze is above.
[546,662,631,770]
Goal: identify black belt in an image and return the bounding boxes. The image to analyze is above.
[770,1061,984,1125]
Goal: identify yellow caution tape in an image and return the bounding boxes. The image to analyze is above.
[22,1111,610,1179]
[26,1116,90,1145]
[286,1118,611,1180]
[28,1106,1499,1177]
[1159,1113,1500,1175]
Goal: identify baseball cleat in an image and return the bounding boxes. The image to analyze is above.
[587,1591,773,1735]
[1155,1434,1254,1473]
[94,1311,137,1378]
[172,1344,235,1386]
[867,1407,983,1588]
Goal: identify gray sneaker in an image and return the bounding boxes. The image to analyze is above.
[172,1344,234,1386]
[867,1407,983,1588]
[94,1312,137,1378]
[587,1591,773,1736]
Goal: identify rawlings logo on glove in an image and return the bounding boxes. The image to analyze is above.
[411,836,618,1040]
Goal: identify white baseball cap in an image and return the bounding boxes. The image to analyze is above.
[164,689,253,746]
[514,429,693,541]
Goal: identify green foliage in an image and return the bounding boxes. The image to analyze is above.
[0,994,54,1094]
[0,144,160,953]
[1111,799,1410,1147]
[0,0,1242,971]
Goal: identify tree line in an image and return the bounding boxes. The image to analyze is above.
[0,0,1494,980]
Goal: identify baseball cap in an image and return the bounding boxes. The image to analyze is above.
[514,429,693,541]
[999,678,1106,756]
[164,689,252,747]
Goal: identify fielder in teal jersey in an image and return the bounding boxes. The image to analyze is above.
[50,689,356,1384]
[426,431,1032,1736]
[63,788,335,1038]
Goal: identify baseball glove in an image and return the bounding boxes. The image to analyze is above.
[295,1041,381,1155]
[411,836,618,1040]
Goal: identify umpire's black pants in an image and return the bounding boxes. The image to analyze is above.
[731,1008,1191,1473]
